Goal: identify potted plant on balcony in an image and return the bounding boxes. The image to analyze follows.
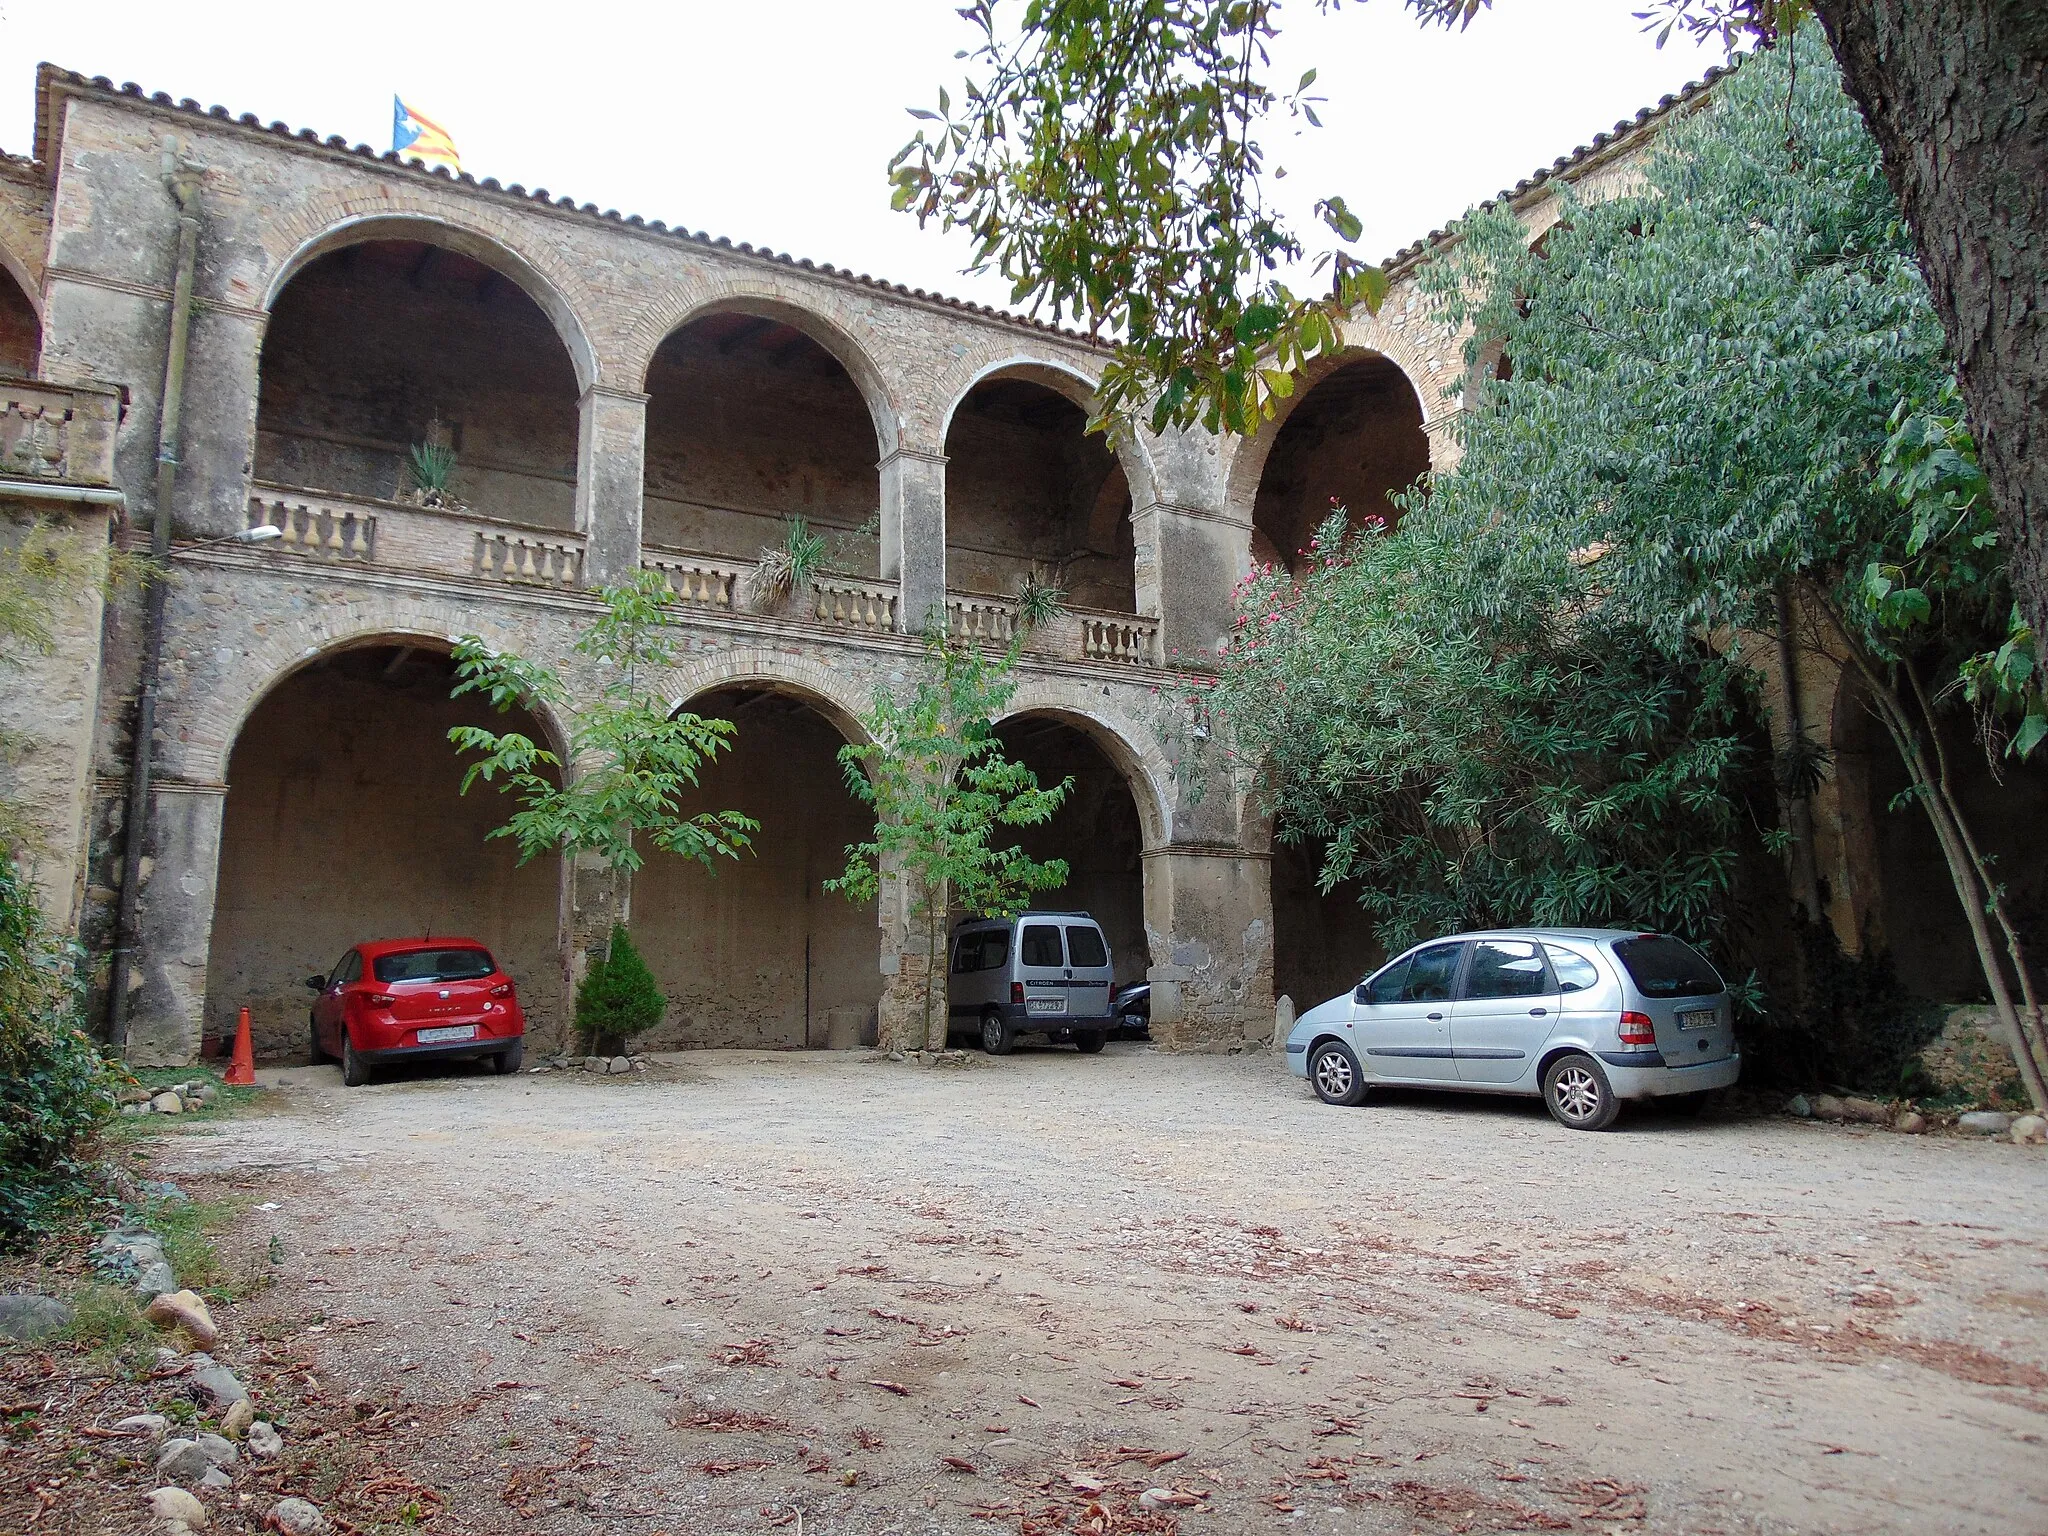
[1015,566,1074,656]
[744,515,828,616]
[404,439,467,511]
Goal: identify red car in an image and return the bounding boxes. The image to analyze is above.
[305,937,525,1086]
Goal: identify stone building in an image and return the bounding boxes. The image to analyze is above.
[1,63,2034,1067]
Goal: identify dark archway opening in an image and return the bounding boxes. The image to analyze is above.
[206,645,562,1061]
[0,267,38,377]
[256,240,580,526]
[989,717,1147,986]
[1270,838,1383,1015]
[1835,672,2048,1002]
[632,687,879,1049]
[1250,355,1428,574]
[642,313,882,572]
[946,380,1135,612]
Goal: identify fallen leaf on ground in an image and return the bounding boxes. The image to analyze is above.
[866,1380,911,1396]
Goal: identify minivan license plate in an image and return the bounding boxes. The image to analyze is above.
[1026,999,1066,1016]
[1676,1009,1715,1032]
[416,1024,476,1044]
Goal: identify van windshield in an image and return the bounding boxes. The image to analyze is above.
[1611,936,1722,999]
[372,948,496,984]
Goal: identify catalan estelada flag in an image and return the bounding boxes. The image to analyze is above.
[392,96,460,172]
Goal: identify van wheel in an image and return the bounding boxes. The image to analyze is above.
[1074,1030,1106,1054]
[1310,1040,1368,1107]
[980,1010,1015,1056]
[341,1037,370,1088]
[1543,1052,1619,1130]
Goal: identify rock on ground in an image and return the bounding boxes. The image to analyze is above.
[268,1497,327,1534]
[1959,1110,2015,1136]
[187,1357,251,1411]
[94,1227,177,1299]
[2011,1114,2047,1145]
[0,1292,72,1341]
[143,1288,218,1348]
[144,1485,207,1529]
[246,1420,283,1458]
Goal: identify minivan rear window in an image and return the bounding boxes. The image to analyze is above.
[1065,926,1108,968]
[1020,925,1064,968]
[373,948,496,984]
[1611,936,1722,999]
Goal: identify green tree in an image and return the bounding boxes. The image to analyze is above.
[575,922,667,1055]
[448,569,757,876]
[1196,506,1754,964]
[828,629,1074,1050]
[896,1,2048,710]
[1410,30,2046,1106]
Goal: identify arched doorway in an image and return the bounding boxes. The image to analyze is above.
[989,715,1148,988]
[0,263,37,377]
[631,685,880,1049]
[255,239,581,527]
[945,378,1135,612]
[204,643,563,1060]
[1270,839,1382,1015]
[641,311,883,573]
[1247,352,1428,572]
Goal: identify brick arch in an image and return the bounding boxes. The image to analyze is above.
[0,236,41,321]
[181,604,579,787]
[619,283,902,459]
[258,205,601,393]
[937,354,1159,515]
[660,645,877,749]
[1219,336,1441,527]
[994,685,1172,853]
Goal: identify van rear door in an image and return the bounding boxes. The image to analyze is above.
[1061,921,1115,1021]
[1017,922,1070,1020]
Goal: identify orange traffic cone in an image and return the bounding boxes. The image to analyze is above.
[224,1005,256,1086]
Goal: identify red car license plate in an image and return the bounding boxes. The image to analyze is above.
[416,1024,477,1044]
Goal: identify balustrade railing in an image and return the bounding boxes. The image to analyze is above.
[245,492,377,561]
[0,377,120,487]
[946,593,1019,648]
[644,549,747,610]
[813,577,898,633]
[1080,610,1161,666]
[475,529,584,588]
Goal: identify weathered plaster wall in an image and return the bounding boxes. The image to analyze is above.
[256,241,580,527]
[0,507,109,929]
[631,688,879,1050]
[203,646,561,1059]
[642,317,881,566]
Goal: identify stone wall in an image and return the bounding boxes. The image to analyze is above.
[0,267,36,376]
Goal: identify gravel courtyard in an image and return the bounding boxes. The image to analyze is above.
[147,1046,2048,1535]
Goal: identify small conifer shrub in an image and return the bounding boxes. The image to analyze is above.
[575,924,666,1054]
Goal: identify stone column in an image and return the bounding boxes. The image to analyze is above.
[576,385,648,589]
[1133,423,1243,664]
[1143,844,1275,1051]
[879,446,947,634]
[121,779,228,1067]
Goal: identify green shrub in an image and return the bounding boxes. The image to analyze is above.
[574,924,665,1052]
[0,857,116,1248]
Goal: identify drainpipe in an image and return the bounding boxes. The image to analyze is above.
[106,149,204,1052]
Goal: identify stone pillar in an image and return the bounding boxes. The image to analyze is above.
[1143,844,1274,1051]
[559,849,627,1056]
[122,779,228,1067]
[880,446,947,634]
[873,847,941,1051]
[576,385,648,588]
[1134,422,1242,664]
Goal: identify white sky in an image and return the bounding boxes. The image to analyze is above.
[2,0,1727,313]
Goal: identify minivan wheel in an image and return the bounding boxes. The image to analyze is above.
[341,1036,370,1088]
[981,1010,1015,1056]
[1309,1040,1368,1107]
[1074,1030,1106,1054]
[1543,1052,1619,1131]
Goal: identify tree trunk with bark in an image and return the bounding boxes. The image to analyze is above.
[1814,0,2048,666]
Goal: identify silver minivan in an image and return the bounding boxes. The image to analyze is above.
[948,912,1117,1055]
[1284,928,1740,1129]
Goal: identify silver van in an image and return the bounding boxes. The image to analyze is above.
[948,912,1117,1055]
[1284,928,1740,1129]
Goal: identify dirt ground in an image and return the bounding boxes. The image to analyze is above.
[43,1047,2048,1534]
